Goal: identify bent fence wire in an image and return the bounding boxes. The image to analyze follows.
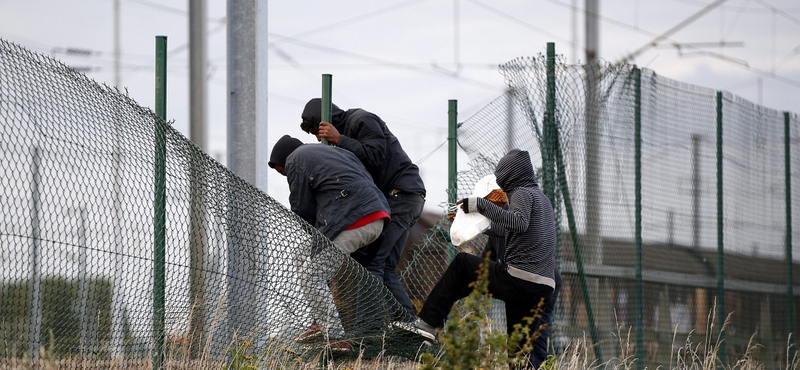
[2,38,799,369]
[0,38,419,367]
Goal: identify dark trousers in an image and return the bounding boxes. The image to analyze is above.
[365,191,425,318]
[531,267,561,369]
[418,252,555,368]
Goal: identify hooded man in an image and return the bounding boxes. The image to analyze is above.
[269,135,391,348]
[395,149,557,369]
[269,134,390,253]
[300,98,425,320]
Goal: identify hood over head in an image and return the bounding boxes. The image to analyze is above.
[494,149,537,192]
[269,135,303,168]
[300,98,346,132]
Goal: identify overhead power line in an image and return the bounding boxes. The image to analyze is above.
[616,0,729,66]
[536,0,800,97]
[753,0,800,25]
[671,0,800,15]
[273,0,431,42]
[541,0,741,61]
[269,33,503,91]
[465,0,572,46]
[124,0,226,23]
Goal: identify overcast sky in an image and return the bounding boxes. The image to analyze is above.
[2,0,798,212]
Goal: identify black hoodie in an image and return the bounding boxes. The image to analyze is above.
[301,98,425,195]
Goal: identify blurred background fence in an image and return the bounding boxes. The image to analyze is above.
[401,43,799,369]
[1,38,798,369]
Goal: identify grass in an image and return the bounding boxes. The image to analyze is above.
[3,258,797,369]
[2,314,796,370]
[222,256,800,370]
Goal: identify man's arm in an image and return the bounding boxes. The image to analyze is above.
[464,191,532,234]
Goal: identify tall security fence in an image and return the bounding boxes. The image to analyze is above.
[0,38,420,368]
[401,43,799,369]
[2,36,798,369]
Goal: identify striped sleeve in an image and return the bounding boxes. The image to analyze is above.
[475,190,532,234]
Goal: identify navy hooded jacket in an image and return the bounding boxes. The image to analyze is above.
[301,99,425,196]
[274,138,390,240]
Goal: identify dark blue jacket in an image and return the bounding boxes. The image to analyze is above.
[285,144,390,240]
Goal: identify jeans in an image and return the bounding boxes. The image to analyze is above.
[365,191,425,318]
[332,218,384,253]
[293,251,347,338]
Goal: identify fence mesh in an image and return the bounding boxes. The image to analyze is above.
[2,38,799,369]
[0,38,423,368]
[400,48,799,368]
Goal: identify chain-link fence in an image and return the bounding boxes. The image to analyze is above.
[0,38,426,368]
[401,44,798,369]
[2,37,798,369]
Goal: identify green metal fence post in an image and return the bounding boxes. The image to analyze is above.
[153,35,167,370]
[633,67,644,370]
[785,111,795,359]
[321,74,332,145]
[715,91,726,365]
[448,99,458,261]
[552,85,604,366]
[29,146,42,360]
[544,43,556,202]
[448,100,458,206]
[547,42,602,363]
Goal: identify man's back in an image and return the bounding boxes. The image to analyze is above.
[285,144,389,240]
[337,108,424,195]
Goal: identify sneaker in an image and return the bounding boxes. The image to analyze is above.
[295,324,323,343]
[391,318,436,343]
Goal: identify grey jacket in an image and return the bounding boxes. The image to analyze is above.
[285,144,390,240]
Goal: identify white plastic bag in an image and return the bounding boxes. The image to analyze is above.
[449,207,491,246]
[449,174,500,246]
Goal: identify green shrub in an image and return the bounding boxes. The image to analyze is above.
[0,277,123,358]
